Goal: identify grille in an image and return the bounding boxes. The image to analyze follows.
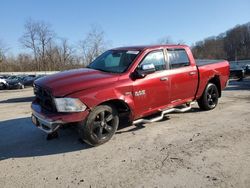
[34,85,57,112]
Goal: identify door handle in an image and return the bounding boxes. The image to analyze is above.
[160,77,168,81]
[189,71,197,75]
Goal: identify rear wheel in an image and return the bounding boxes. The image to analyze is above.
[78,105,119,146]
[197,83,219,110]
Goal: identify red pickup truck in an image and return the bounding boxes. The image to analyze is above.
[31,45,229,146]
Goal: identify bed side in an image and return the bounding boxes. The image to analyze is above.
[196,60,230,99]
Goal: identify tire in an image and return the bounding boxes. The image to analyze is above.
[0,83,4,89]
[197,83,219,111]
[78,104,119,146]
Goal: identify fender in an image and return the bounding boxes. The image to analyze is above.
[68,82,136,118]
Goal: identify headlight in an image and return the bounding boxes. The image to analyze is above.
[54,98,87,112]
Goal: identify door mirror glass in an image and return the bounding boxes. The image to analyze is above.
[134,63,156,78]
[141,63,155,71]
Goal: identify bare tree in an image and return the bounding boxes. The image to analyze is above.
[80,25,107,65]
[59,39,75,66]
[192,22,250,60]
[0,40,9,72]
[46,39,76,70]
[0,40,8,62]
[20,19,55,70]
[156,36,173,44]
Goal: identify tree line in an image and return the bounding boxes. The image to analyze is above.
[1,20,250,72]
[192,22,250,61]
[0,20,107,72]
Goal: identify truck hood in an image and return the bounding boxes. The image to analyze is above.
[35,68,120,96]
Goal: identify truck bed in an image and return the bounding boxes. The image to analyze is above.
[195,59,229,99]
[196,59,225,67]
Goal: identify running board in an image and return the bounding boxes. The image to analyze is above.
[133,102,194,125]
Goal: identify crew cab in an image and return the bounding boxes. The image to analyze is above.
[31,45,229,146]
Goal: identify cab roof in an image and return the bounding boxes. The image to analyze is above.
[112,44,189,51]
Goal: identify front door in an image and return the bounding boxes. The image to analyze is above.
[132,50,170,118]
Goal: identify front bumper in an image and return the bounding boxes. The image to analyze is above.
[31,111,64,133]
[31,101,89,133]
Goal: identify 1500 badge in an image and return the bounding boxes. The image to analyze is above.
[134,90,146,96]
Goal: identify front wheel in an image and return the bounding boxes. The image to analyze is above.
[0,83,6,89]
[78,104,119,146]
[197,83,219,110]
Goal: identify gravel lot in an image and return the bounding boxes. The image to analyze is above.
[0,79,250,188]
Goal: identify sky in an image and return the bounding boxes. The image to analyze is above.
[0,0,250,55]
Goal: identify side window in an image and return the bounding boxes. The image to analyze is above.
[167,49,190,69]
[139,51,166,71]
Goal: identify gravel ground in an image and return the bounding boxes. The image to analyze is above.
[0,79,250,188]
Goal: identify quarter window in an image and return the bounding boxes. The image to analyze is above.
[167,49,190,69]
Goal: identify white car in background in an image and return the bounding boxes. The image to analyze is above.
[0,77,7,89]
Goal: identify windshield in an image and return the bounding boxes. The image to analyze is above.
[88,50,140,73]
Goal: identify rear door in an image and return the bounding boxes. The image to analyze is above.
[132,50,170,117]
[165,48,198,104]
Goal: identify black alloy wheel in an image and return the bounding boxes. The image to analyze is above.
[206,85,218,109]
[78,105,119,146]
[198,83,219,110]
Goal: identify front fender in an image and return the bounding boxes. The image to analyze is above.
[68,85,135,117]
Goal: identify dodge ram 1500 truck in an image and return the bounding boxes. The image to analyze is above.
[31,45,229,146]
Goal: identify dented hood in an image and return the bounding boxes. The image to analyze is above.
[35,68,119,96]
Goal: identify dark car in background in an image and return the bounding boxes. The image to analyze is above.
[5,75,40,89]
[6,76,26,89]
[230,67,245,81]
[243,64,250,76]
[230,64,250,81]
[22,75,37,86]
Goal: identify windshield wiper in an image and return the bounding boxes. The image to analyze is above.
[90,67,118,73]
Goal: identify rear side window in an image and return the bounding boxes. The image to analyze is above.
[139,51,166,71]
[167,49,190,69]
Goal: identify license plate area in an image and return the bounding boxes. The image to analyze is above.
[31,115,39,127]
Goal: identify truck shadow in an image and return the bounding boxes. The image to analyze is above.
[0,117,145,160]
[0,117,91,160]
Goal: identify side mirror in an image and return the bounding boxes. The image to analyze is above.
[130,63,156,80]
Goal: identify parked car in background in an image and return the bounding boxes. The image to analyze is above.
[229,63,250,81]
[6,76,26,89]
[243,64,250,76]
[0,77,7,89]
[22,75,37,86]
[34,74,46,82]
[1,74,47,90]
[230,66,245,81]
[0,75,10,79]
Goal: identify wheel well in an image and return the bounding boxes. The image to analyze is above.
[209,76,221,97]
[100,99,131,118]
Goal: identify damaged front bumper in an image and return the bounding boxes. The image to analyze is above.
[31,112,64,133]
[31,101,89,133]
